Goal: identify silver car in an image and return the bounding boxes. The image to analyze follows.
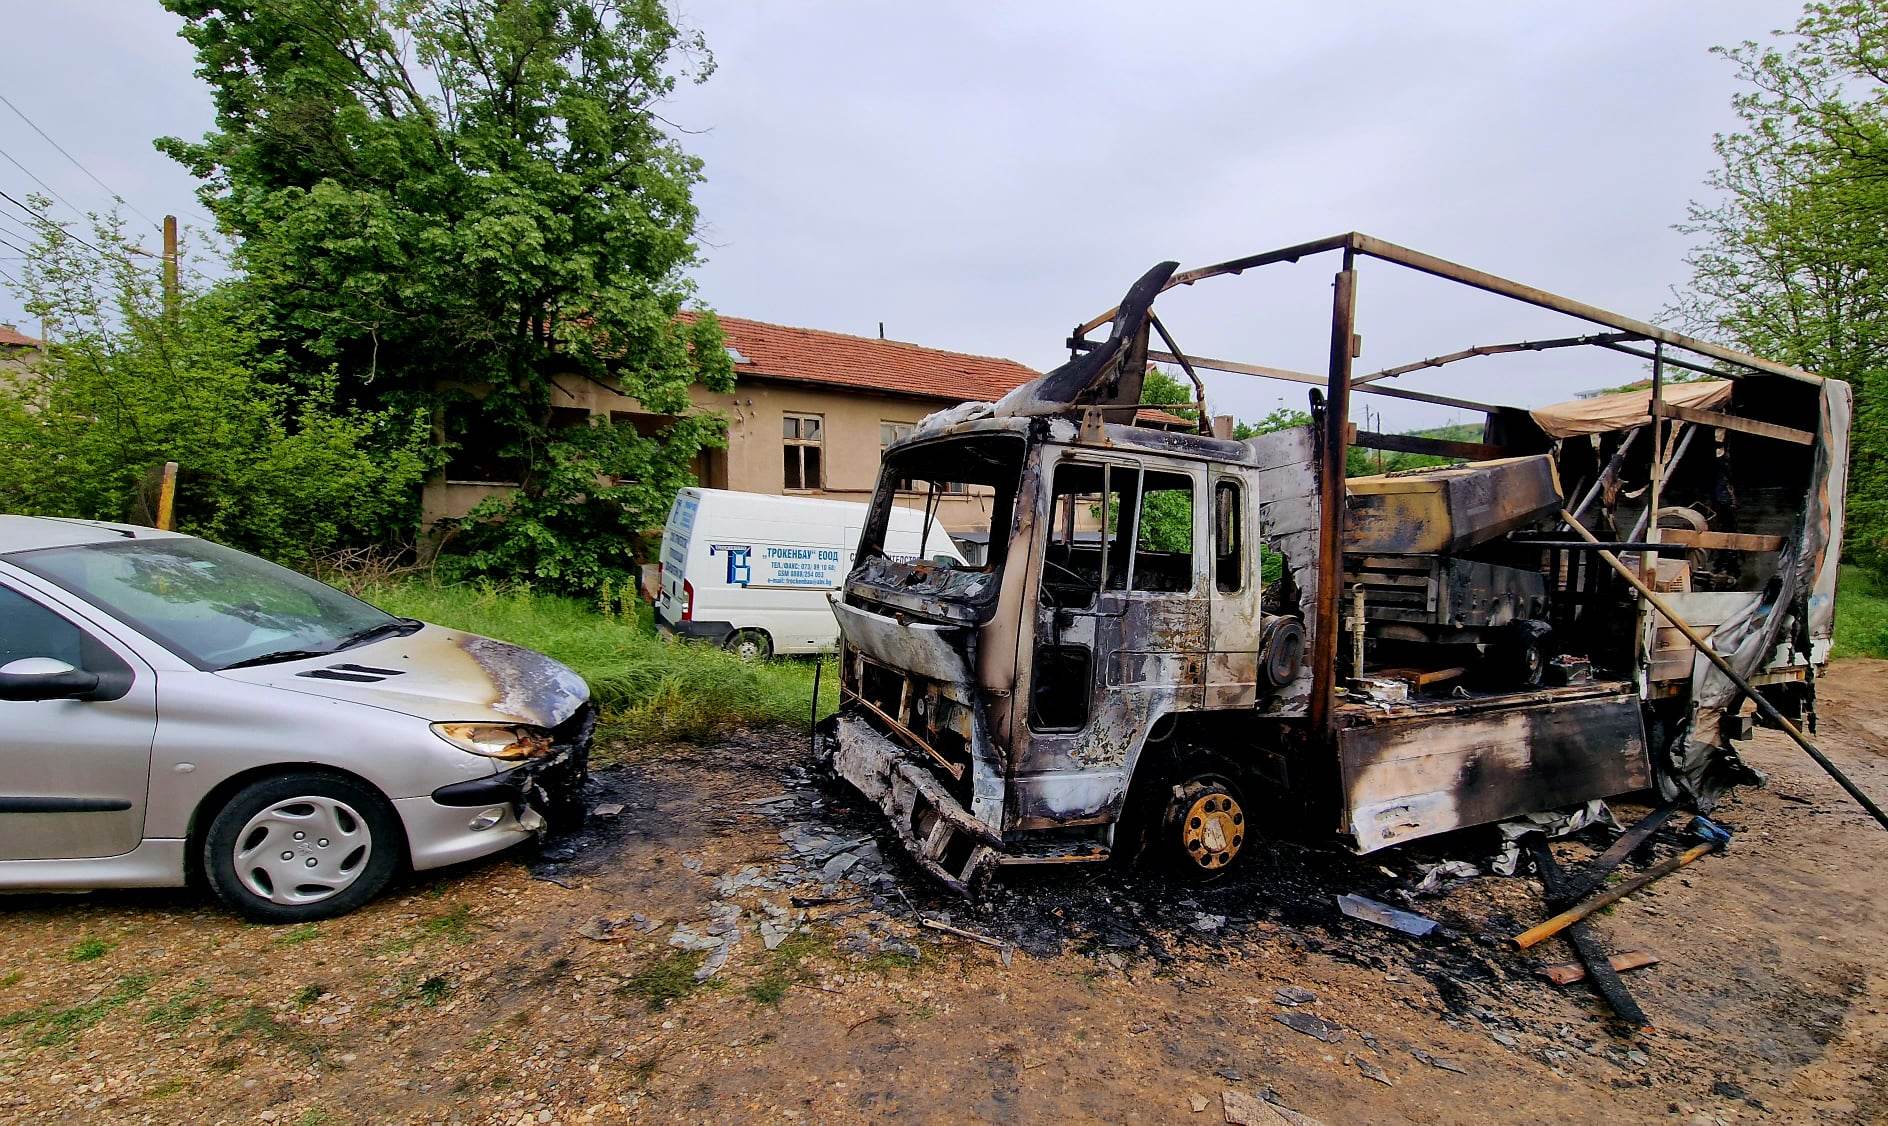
[0,516,594,923]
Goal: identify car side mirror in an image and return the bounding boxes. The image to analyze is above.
[0,657,102,702]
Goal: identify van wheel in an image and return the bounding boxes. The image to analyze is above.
[725,629,773,661]
[1162,773,1250,881]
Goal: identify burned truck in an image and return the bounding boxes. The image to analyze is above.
[819,234,1849,891]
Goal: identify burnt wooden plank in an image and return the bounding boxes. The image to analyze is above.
[1353,430,1505,461]
[1528,836,1650,1028]
[1659,528,1786,552]
[1652,401,1813,445]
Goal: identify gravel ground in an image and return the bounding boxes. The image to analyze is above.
[1,662,1887,1124]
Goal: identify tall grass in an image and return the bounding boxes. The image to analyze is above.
[1834,564,1888,660]
[358,580,837,752]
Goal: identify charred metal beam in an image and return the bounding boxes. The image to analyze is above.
[1595,339,1730,381]
[1135,348,1516,415]
[1310,257,1358,738]
[1075,233,1357,335]
[1353,332,1640,386]
[1348,234,1820,384]
[1146,313,1214,435]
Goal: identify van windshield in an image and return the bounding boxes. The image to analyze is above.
[859,432,1027,578]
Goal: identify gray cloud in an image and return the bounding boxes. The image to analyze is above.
[1,0,1801,429]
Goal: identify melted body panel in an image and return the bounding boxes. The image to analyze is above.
[1338,688,1650,852]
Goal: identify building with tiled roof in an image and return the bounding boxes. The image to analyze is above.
[0,323,43,382]
[423,314,1040,537]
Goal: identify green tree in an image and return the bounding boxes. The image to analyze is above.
[157,0,734,590]
[0,210,428,564]
[1678,0,1888,574]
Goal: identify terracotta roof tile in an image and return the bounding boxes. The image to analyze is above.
[0,324,40,348]
[693,314,1037,403]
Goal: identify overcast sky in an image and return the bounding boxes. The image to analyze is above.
[0,1,1802,430]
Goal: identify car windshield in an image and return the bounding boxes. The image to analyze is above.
[9,537,404,670]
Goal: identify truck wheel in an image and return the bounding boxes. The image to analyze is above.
[1162,774,1250,880]
[725,629,773,661]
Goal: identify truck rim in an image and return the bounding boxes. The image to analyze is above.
[1180,790,1245,871]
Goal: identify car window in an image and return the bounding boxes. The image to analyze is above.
[7,538,397,670]
[0,584,88,668]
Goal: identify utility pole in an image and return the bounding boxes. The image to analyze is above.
[162,215,178,316]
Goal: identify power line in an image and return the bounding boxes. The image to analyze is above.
[0,188,107,256]
[0,91,161,229]
[0,143,89,220]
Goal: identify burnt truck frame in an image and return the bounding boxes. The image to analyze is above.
[820,233,1849,892]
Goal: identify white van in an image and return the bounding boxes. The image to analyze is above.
[654,489,966,658]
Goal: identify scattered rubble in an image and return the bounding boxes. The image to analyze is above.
[1273,1011,1344,1044]
[1336,894,1439,937]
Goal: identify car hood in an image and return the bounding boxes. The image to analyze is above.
[216,624,590,728]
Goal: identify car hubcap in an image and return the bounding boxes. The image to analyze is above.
[233,796,372,906]
[1181,791,1245,871]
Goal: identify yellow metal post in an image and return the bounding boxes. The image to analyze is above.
[156,461,178,530]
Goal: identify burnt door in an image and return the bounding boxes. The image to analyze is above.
[1205,474,1264,708]
[1020,456,1206,826]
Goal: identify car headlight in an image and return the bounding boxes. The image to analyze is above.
[430,722,555,760]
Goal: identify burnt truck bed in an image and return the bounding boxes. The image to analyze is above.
[1335,682,1650,852]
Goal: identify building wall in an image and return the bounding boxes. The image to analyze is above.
[420,374,1003,540]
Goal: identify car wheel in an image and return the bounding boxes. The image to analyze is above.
[725,628,773,661]
[203,772,403,924]
[1161,772,1251,881]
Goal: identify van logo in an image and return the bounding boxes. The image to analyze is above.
[710,544,753,586]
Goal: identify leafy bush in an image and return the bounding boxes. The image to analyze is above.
[0,213,429,565]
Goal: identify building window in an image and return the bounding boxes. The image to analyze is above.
[442,400,525,485]
[881,421,915,491]
[784,413,823,490]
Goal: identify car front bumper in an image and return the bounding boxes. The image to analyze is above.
[411,704,595,870]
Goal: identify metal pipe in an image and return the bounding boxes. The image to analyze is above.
[1147,313,1213,435]
[1564,427,1642,528]
[1627,423,1698,541]
[1560,509,1888,834]
[1595,339,1729,381]
[1645,344,1666,581]
[1351,585,1366,681]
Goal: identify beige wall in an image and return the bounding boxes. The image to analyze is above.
[420,374,1002,539]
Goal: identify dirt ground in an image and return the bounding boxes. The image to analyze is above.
[3,665,1888,1125]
